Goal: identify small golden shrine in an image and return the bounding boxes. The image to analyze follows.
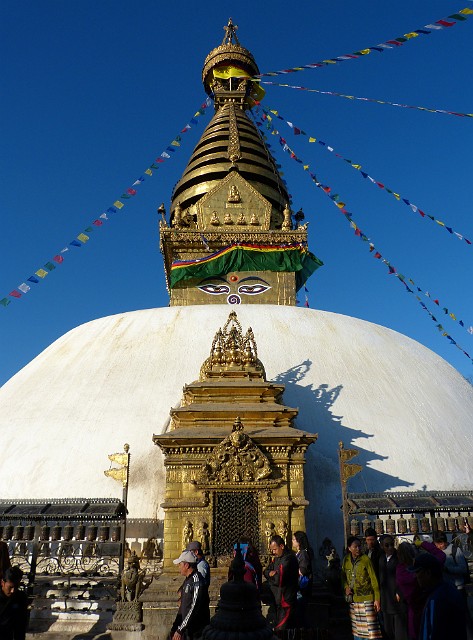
[153,312,317,570]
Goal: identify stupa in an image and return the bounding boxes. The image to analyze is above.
[0,18,472,639]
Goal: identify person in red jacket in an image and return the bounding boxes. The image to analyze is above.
[263,535,299,631]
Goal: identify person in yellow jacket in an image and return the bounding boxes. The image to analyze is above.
[341,536,382,640]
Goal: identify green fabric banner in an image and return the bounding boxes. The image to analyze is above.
[170,245,323,291]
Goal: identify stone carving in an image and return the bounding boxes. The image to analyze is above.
[200,417,271,484]
[121,552,144,602]
[182,520,193,548]
[107,600,144,632]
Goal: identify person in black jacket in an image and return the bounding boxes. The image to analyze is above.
[0,566,28,640]
[264,534,299,630]
[364,527,383,584]
[171,551,210,640]
[378,535,408,640]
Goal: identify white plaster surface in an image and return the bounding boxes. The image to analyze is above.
[1,305,472,547]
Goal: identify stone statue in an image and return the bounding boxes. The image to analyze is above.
[121,552,144,602]
[182,521,193,549]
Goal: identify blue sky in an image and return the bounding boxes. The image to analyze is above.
[1,0,472,386]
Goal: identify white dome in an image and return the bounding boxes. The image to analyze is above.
[1,305,472,546]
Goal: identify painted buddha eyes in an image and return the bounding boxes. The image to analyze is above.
[238,283,270,295]
[197,276,271,301]
[198,283,230,295]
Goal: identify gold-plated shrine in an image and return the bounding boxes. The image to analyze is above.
[153,312,317,570]
[160,19,322,307]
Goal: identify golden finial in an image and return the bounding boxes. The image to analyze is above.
[222,18,240,45]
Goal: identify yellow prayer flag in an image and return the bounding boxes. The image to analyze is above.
[393,193,400,200]
[308,137,316,143]
[145,168,152,176]
[303,165,309,170]
[436,220,445,227]
[449,313,456,320]
[322,60,337,64]
[114,201,124,209]
[460,7,473,14]
[404,32,419,39]
[337,202,346,209]
[359,49,371,55]
[352,164,362,169]
[35,268,48,278]
[270,110,278,115]
[213,66,250,80]
[171,140,180,147]
[78,233,89,243]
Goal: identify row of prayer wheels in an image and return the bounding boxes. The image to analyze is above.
[351,515,473,536]
[0,524,121,542]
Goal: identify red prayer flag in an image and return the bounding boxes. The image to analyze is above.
[126,188,137,196]
[53,255,64,263]
[374,252,381,259]
[9,290,21,298]
[435,19,456,27]
[93,220,104,226]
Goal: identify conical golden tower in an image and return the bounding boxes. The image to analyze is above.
[160,19,322,306]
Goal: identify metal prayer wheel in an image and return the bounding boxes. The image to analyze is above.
[87,526,98,541]
[75,525,85,540]
[24,524,35,541]
[385,518,396,534]
[111,526,121,542]
[436,517,445,531]
[350,519,360,536]
[397,517,407,534]
[51,525,62,541]
[13,526,24,541]
[98,526,109,542]
[446,516,456,532]
[40,525,50,541]
[362,517,372,534]
[63,525,74,541]
[3,525,14,540]
[375,518,384,535]
[408,517,419,534]
[420,517,430,533]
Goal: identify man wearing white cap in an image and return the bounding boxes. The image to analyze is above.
[171,550,210,640]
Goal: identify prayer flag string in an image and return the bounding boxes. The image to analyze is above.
[257,104,472,247]
[258,81,473,119]
[0,99,211,309]
[250,111,473,361]
[254,8,473,79]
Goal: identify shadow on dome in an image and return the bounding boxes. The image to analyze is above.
[272,359,415,553]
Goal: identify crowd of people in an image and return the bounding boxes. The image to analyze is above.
[170,524,472,640]
[340,526,472,640]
